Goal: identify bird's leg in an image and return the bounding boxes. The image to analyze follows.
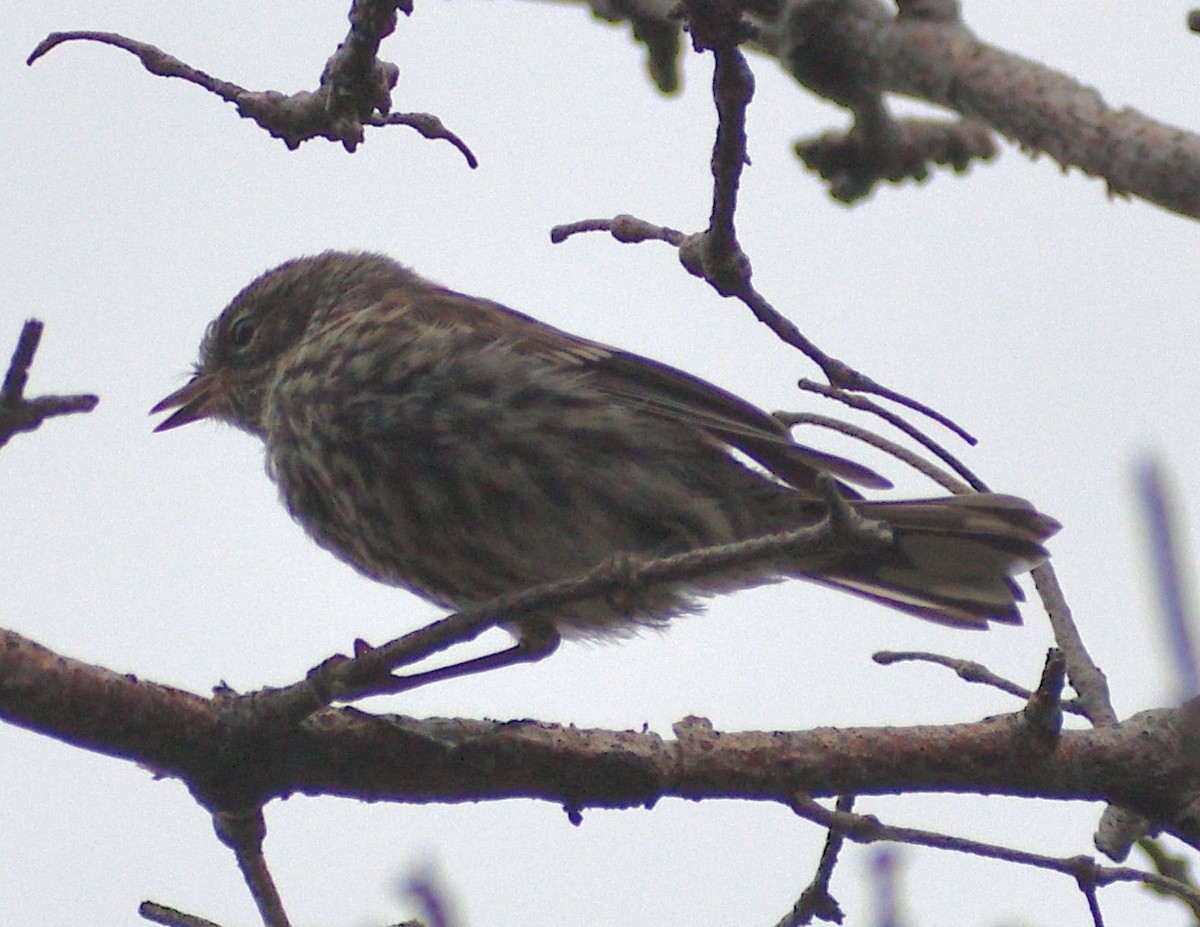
[382,622,562,694]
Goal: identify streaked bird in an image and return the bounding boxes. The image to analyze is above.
[153,251,1059,684]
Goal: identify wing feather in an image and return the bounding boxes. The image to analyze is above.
[402,284,891,493]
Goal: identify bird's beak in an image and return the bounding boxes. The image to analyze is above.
[150,372,225,432]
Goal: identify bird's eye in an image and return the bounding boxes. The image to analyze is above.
[229,316,256,350]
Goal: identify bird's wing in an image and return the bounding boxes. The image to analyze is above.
[410,285,891,493]
[588,347,891,493]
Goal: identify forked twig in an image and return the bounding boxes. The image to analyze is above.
[775,794,855,926]
[28,9,477,164]
[0,320,98,449]
[798,380,986,491]
[776,412,971,493]
[874,650,1089,718]
[550,0,978,486]
[788,794,1200,927]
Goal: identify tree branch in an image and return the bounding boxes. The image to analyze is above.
[788,793,1200,925]
[3,623,1199,834]
[27,4,478,164]
[762,0,1200,214]
[0,319,98,449]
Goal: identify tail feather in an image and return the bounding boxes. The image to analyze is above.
[809,575,1023,628]
[821,493,1060,629]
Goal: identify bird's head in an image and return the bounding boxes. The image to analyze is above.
[151,251,404,435]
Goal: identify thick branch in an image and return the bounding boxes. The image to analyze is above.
[763,0,1200,216]
[2,626,1200,837]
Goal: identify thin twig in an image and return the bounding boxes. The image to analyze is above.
[0,319,98,449]
[212,809,291,927]
[776,794,854,926]
[323,516,860,704]
[139,901,227,927]
[239,502,904,720]
[1,318,41,400]
[27,9,476,163]
[775,412,971,494]
[873,650,1090,718]
[372,112,479,168]
[1033,564,1116,728]
[788,794,1200,922]
[550,214,685,246]
[1079,879,1106,927]
[799,380,987,491]
[236,527,841,721]
[549,0,977,455]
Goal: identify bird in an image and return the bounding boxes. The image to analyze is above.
[152,251,1059,687]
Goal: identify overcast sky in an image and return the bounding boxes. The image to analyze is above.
[6,3,1200,926]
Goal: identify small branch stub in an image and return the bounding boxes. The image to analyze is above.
[0,319,98,449]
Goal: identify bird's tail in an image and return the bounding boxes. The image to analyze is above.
[814,493,1060,628]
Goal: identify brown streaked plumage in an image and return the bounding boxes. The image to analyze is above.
[153,252,1059,682]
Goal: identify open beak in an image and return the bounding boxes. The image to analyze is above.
[150,372,226,432]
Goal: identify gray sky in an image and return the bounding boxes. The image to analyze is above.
[5,2,1200,925]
